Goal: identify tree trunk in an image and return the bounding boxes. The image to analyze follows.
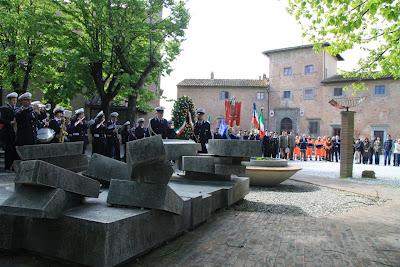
[8,54,20,93]
[100,96,112,120]
[21,53,35,93]
[127,94,137,125]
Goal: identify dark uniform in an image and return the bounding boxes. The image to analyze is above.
[69,117,89,153]
[134,126,147,139]
[193,120,212,153]
[149,117,168,139]
[0,104,19,170]
[262,135,273,158]
[90,118,106,155]
[105,120,120,160]
[49,118,62,143]
[166,127,176,139]
[15,107,47,146]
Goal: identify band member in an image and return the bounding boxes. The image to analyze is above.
[135,118,147,139]
[193,108,212,153]
[149,107,168,138]
[69,108,88,153]
[0,92,19,171]
[166,120,176,139]
[49,106,65,143]
[90,111,106,155]
[121,121,136,161]
[15,92,47,146]
[105,112,120,160]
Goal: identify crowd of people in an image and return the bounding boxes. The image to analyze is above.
[1,91,399,172]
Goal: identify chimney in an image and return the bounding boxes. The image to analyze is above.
[210,72,214,79]
[262,73,267,80]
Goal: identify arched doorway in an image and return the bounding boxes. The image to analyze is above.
[280,117,293,132]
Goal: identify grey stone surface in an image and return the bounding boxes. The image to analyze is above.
[362,170,376,179]
[214,164,246,176]
[184,171,231,181]
[182,156,215,174]
[15,160,100,198]
[42,154,89,173]
[127,135,166,168]
[107,179,184,215]
[163,139,201,160]
[16,142,83,160]
[132,160,173,184]
[84,153,129,184]
[207,139,262,157]
[243,158,289,167]
[0,186,82,219]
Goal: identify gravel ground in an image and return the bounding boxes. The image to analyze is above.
[233,180,386,217]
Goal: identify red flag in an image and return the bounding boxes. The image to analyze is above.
[235,102,241,127]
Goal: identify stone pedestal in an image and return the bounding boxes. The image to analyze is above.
[340,111,355,178]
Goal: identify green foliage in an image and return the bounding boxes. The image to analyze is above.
[172,95,195,140]
[288,0,400,84]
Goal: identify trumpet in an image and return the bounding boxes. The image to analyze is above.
[32,101,51,112]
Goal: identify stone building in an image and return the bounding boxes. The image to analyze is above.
[178,44,400,140]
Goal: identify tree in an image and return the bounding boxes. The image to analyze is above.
[288,0,400,80]
[54,0,189,119]
[172,95,195,140]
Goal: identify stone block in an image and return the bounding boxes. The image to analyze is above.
[184,171,231,181]
[84,153,129,184]
[107,179,184,215]
[182,156,215,174]
[127,135,166,168]
[42,154,89,173]
[163,140,201,160]
[0,186,82,219]
[0,215,22,250]
[15,160,100,198]
[214,164,246,176]
[131,160,173,184]
[16,142,83,160]
[207,139,262,157]
[362,170,376,179]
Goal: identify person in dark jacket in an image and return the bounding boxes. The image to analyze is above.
[213,128,222,139]
[242,130,249,140]
[362,138,372,164]
[383,134,393,166]
[354,138,364,164]
[0,92,19,171]
[15,92,47,146]
[69,108,88,153]
[105,112,121,160]
[149,107,168,138]
[120,121,136,161]
[299,135,308,161]
[193,108,212,153]
[90,111,106,155]
[262,131,273,158]
[332,136,340,162]
[166,120,177,139]
[271,132,280,158]
[134,118,147,139]
[48,106,65,143]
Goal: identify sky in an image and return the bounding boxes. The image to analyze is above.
[160,0,362,119]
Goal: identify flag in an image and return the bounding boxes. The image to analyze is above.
[259,110,265,139]
[175,121,187,136]
[251,103,259,129]
[218,118,228,137]
[207,115,211,124]
[187,110,194,131]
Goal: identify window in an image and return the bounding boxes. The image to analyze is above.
[283,90,291,99]
[304,64,314,75]
[308,121,320,136]
[374,85,385,96]
[219,91,229,100]
[303,88,315,100]
[283,67,293,76]
[334,87,343,97]
[256,92,265,100]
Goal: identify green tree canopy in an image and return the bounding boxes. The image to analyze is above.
[288,0,400,79]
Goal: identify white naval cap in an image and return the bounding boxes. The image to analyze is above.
[137,118,145,123]
[18,92,32,100]
[53,106,65,114]
[155,106,165,112]
[196,108,206,114]
[110,112,119,117]
[75,108,84,115]
[95,110,104,118]
[123,121,130,126]
[6,92,18,99]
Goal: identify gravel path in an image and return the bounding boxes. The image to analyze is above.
[233,180,386,217]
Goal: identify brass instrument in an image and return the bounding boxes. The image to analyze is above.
[56,118,68,143]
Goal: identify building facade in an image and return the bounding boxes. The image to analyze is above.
[177,45,400,139]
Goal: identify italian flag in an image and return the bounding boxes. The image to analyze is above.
[259,111,265,139]
[187,110,194,131]
[175,121,187,136]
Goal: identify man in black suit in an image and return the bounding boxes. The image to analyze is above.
[15,92,47,146]
[193,108,212,153]
[149,107,168,139]
[68,108,88,153]
[0,92,19,171]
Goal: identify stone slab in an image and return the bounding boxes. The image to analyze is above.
[127,135,166,169]
[107,179,184,215]
[131,160,173,184]
[0,186,82,219]
[207,139,262,157]
[15,160,100,198]
[84,153,129,184]
[184,171,231,181]
[16,142,83,160]
[214,163,246,176]
[182,156,215,174]
[163,139,201,160]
